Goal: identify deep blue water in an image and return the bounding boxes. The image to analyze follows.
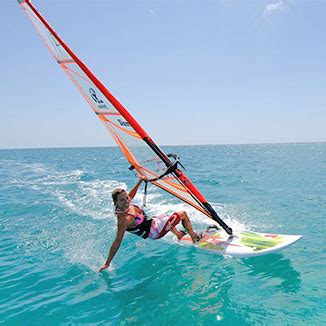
[0,143,325,325]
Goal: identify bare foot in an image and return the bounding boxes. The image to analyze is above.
[175,230,186,240]
[190,232,201,243]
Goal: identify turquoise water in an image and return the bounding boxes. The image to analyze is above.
[0,143,325,325]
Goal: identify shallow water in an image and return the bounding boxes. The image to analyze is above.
[0,143,325,324]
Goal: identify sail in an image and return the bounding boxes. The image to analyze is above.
[18,0,232,234]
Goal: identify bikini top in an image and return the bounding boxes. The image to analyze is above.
[115,204,152,239]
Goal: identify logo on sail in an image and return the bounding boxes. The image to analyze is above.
[118,119,130,127]
[89,88,107,109]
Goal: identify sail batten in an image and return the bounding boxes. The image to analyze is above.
[18,0,233,235]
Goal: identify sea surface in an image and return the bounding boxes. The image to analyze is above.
[0,143,325,325]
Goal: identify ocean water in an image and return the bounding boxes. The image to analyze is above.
[0,143,325,325]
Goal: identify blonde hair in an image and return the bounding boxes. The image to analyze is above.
[111,188,126,205]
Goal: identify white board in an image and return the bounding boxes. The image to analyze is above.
[175,229,302,258]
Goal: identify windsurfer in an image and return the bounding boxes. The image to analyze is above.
[98,177,199,272]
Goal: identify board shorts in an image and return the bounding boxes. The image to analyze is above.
[147,212,181,240]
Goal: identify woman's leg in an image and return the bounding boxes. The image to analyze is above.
[176,211,199,242]
[150,212,199,242]
[171,226,185,240]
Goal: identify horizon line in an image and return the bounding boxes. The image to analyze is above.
[0,141,325,151]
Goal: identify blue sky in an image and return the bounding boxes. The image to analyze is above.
[1,0,325,149]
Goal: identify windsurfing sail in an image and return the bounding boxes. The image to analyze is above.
[18,0,233,235]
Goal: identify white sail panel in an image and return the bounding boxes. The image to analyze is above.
[19,0,210,217]
[22,2,70,61]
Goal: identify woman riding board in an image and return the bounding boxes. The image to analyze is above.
[98,177,199,272]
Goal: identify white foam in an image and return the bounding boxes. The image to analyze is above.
[53,179,126,220]
[7,157,251,232]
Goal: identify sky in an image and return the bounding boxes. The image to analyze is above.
[1,0,325,149]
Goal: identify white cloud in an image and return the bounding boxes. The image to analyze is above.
[263,1,287,17]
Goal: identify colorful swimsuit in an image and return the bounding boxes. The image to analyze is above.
[147,212,181,240]
[116,205,152,239]
[116,204,181,240]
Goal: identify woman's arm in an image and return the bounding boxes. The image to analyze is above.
[128,177,145,201]
[98,217,128,272]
